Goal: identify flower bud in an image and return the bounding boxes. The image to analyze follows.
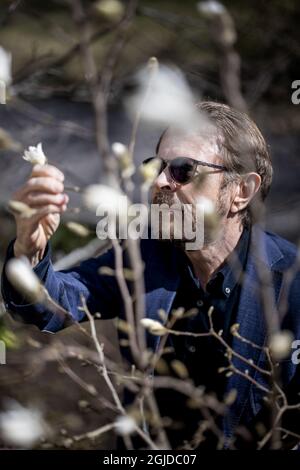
[112,142,128,158]
[112,142,135,178]
[65,222,90,237]
[140,318,167,336]
[8,200,37,219]
[94,0,124,22]
[6,258,45,303]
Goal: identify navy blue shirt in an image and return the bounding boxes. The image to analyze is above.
[172,228,250,392]
[154,228,251,447]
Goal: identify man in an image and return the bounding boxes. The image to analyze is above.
[2,102,300,449]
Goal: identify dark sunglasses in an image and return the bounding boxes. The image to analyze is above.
[142,156,228,185]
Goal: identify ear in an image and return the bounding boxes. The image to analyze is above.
[230,173,261,215]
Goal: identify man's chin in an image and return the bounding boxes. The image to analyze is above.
[155,226,218,251]
[156,227,197,249]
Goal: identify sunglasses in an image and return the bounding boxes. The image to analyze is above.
[142,156,228,185]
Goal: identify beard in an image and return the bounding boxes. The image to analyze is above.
[151,187,229,249]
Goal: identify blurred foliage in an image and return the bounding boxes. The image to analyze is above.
[0,0,298,103]
[51,223,95,255]
[0,319,19,349]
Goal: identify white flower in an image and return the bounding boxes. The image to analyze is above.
[22,142,47,166]
[126,63,207,132]
[269,330,294,360]
[197,1,226,16]
[0,400,47,448]
[82,184,127,215]
[0,46,12,86]
[140,318,167,336]
[114,415,136,436]
[5,257,45,303]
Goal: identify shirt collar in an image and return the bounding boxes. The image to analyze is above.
[179,227,251,297]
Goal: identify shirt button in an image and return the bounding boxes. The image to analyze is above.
[188,345,196,353]
[225,287,231,295]
[196,299,204,307]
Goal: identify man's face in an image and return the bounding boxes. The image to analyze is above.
[151,130,233,246]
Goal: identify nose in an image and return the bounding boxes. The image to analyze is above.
[154,167,178,192]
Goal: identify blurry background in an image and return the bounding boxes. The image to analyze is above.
[0,0,299,449]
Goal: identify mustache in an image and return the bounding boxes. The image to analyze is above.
[152,191,176,206]
[152,192,190,214]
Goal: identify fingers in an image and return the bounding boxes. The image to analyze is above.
[25,176,64,194]
[11,165,69,223]
[27,203,66,225]
[31,164,65,182]
[36,204,66,218]
[20,164,65,197]
[25,191,69,207]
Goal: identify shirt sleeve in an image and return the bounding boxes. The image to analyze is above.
[1,239,122,333]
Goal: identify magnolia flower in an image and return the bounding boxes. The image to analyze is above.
[114,415,136,436]
[0,46,12,86]
[82,184,127,215]
[140,318,167,336]
[269,330,294,360]
[197,0,226,16]
[0,400,47,448]
[126,63,207,132]
[8,200,37,219]
[5,257,45,303]
[22,143,47,166]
